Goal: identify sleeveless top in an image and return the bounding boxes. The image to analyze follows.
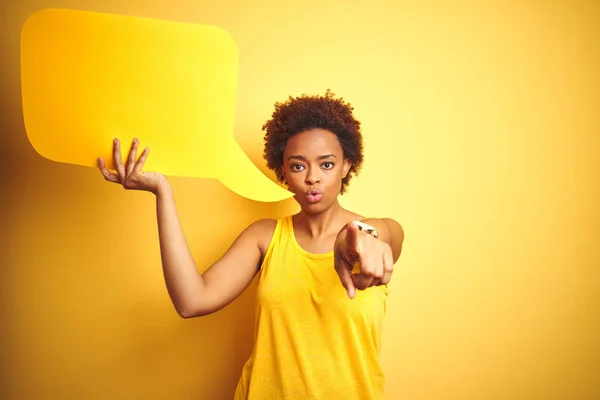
[233,216,388,400]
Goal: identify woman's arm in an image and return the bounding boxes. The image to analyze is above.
[155,179,274,318]
[99,138,272,319]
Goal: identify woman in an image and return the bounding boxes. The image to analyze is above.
[98,90,404,399]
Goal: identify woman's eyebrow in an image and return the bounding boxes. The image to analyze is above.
[287,154,337,161]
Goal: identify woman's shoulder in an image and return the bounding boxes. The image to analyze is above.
[341,210,365,223]
[245,218,279,237]
[245,217,281,255]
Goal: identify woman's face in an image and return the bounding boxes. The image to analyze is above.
[280,128,351,213]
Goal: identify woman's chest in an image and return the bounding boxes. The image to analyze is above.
[257,248,387,319]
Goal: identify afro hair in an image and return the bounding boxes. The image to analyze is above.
[262,89,364,194]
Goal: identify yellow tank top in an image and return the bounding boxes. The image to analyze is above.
[234,216,388,400]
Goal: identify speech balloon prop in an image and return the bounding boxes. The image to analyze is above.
[20,8,294,202]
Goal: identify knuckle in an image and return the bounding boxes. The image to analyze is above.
[361,268,375,278]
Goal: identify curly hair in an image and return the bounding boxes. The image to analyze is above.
[262,89,364,194]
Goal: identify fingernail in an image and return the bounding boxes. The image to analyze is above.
[133,138,138,143]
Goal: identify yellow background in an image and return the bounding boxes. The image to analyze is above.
[2,0,599,399]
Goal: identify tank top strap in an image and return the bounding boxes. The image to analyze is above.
[259,216,291,272]
[280,215,293,240]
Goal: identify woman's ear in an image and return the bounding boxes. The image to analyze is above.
[279,166,287,183]
[342,159,352,178]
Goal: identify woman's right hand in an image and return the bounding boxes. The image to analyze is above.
[98,137,166,194]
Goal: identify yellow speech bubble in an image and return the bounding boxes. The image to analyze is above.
[20,8,293,202]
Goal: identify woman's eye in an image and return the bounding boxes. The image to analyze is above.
[291,164,304,171]
[322,162,334,169]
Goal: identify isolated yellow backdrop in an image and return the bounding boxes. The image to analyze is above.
[2,1,599,399]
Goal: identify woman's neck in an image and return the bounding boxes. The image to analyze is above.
[293,201,350,238]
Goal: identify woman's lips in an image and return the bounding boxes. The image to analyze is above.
[306,189,322,203]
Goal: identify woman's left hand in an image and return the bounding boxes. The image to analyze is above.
[334,221,394,299]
